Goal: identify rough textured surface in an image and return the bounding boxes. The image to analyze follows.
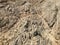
[0,0,60,45]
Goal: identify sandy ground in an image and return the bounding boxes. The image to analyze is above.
[0,0,60,45]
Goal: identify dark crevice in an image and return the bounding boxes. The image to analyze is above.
[29,36,31,39]
[24,21,30,32]
[32,22,37,25]
[33,31,42,37]
[8,20,17,29]
[0,1,7,3]
[57,33,60,35]
[40,0,44,3]
[29,33,32,39]
[21,1,27,5]
[49,7,58,28]
[15,40,18,45]
[24,21,30,28]
[0,19,9,28]
[45,6,58,28]
[24,22,29,28]
[48,20,55,28]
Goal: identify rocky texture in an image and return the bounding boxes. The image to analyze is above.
[0,0,60,45]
